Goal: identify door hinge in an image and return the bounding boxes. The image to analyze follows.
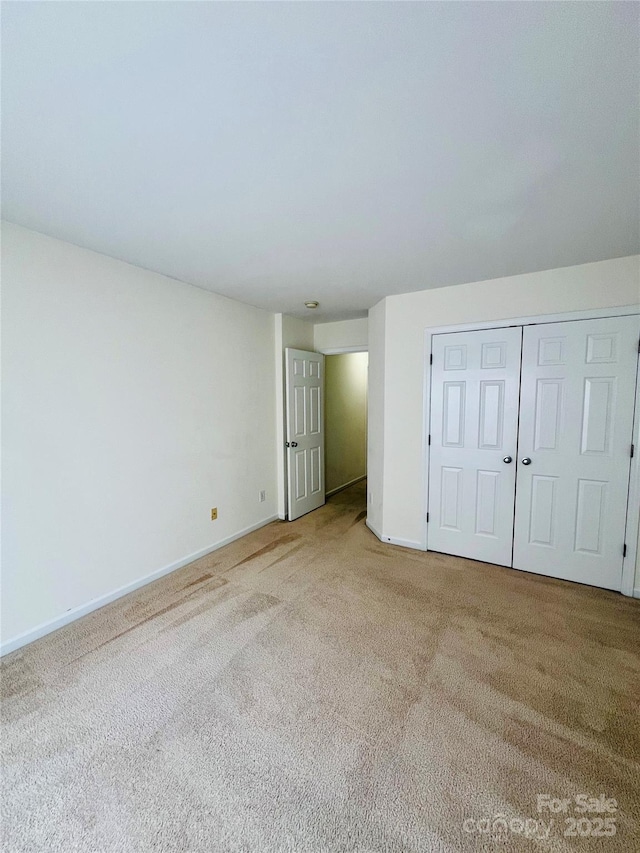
[430,353,433,365]
[623,543,627,558]
[631,443,635,459]
[426,512,429,523]
[428,434,431,445]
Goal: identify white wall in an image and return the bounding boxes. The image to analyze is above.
[370,255,640,555]
[274,314,314,518]
[325,353,368,495]
[1,223,278,649]
[314,317,368,352]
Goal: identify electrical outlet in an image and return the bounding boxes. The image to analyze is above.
[211,507,218,520]
[259,490,266,503]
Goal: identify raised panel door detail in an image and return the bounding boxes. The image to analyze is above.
[309,360,321,378]
[580,377,615,455]
[444,345,467,370]
[442,382,465,447]
[294,450,307,499]
[475,470,499,536]
[534,380,563,451]
[310,447,321,494]
[293,358,305,376]
[481,341,507,369]
[537,337,566,366]
[440,467,462,531]
[528,475,557,547]
[478,381,504,449]
[309,386,321,434]
[574,479,607,554]
[294,387,306,437]
[586,333,618,364]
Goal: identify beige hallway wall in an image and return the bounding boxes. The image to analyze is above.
[325,353,368,495]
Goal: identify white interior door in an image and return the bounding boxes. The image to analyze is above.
[285,348,325,521]
[513,316,639,590]
[428,327,522,566]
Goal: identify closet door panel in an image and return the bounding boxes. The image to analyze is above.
[513,316,638,590]
[428,327,522,566]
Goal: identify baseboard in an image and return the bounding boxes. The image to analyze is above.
[364,519,422,551]
[0,514,279,657]
[365,518,383,540]
[326,475,366,498]
[383,536,423,551]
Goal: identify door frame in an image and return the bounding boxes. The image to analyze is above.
[278,340,368,520]
[422,304,640,596]
[315,345,368,355]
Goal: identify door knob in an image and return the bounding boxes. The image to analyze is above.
[521,457,532,465]
[503,456,512,464]
[291,441,298,448]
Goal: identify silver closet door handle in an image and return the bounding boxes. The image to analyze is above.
[503,456,512,464]
[521,457,532,465]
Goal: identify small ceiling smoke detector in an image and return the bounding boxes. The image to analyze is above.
[304,301,319,309]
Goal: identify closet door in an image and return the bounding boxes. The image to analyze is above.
[513,316,639,590]
[428,327,522,566]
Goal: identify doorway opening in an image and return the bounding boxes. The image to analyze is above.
[324,352,368,498]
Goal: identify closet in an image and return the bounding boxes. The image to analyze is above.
[427,315,639,590]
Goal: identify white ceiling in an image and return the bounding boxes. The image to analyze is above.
[2,2,638,322]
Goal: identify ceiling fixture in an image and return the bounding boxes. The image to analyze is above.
[304,301,319,309]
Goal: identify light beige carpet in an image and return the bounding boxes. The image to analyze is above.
[1,481,639,852]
